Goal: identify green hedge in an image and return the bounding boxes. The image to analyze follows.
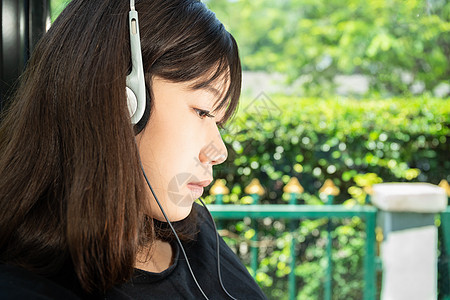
[204,95,449,299]
[209,95,449,205]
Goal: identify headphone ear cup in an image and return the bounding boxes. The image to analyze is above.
[133,86,151,135]
[126,87,138,118]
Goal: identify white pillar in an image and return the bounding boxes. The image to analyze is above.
[372,183,447,300]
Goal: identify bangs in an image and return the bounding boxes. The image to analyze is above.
[189,36,241,127]
[146,1,241,127]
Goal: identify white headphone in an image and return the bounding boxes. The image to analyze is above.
[126,0,146,125]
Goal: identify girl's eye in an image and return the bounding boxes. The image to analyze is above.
[194,108,215,119]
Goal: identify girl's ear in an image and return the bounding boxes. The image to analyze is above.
[133,87,152,135]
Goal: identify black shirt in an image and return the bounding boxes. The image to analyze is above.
[0,204,267,299]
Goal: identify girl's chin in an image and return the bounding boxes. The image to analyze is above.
[151,200,194,222]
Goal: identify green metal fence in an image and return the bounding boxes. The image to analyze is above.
[439,205,450,300]
[208,178,450,300]
[210,204,377,300]
[208,178,378,300]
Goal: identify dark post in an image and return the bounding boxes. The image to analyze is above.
[1,0,50,112]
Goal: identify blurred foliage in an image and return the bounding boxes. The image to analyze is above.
[206,0,450,97]
[209,95,449,205]
[51,0,450,96]
[203,95,449,299]
[50,0,70,21]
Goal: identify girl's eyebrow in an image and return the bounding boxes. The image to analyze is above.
[189,80,225,97]
[202,85,221,96]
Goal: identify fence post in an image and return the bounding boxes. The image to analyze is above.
[283,177,304,300]
[245,179,264,277]
[438,180,450,299]
[363,208,377,300]
[372,183,448,300]
[319,179,340,300]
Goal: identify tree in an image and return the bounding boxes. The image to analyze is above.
[206,0,450,97]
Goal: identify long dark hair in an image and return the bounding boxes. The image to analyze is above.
[0,0,241,294]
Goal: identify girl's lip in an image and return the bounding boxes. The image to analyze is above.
[188,179,212,187]
[187,183,204,199]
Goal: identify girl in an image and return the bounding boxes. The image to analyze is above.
[0,0,267,299]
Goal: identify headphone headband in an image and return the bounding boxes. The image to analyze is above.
[126,0,146,125]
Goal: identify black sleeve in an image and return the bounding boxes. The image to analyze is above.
[0,264,82,300]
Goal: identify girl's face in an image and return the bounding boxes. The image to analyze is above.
[136,76,229,221]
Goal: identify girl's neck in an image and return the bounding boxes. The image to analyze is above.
[135,239,174,273]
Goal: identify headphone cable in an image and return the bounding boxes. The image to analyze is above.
[139,161,209,300]
[135,138,237,299]
[197,198,238,300]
